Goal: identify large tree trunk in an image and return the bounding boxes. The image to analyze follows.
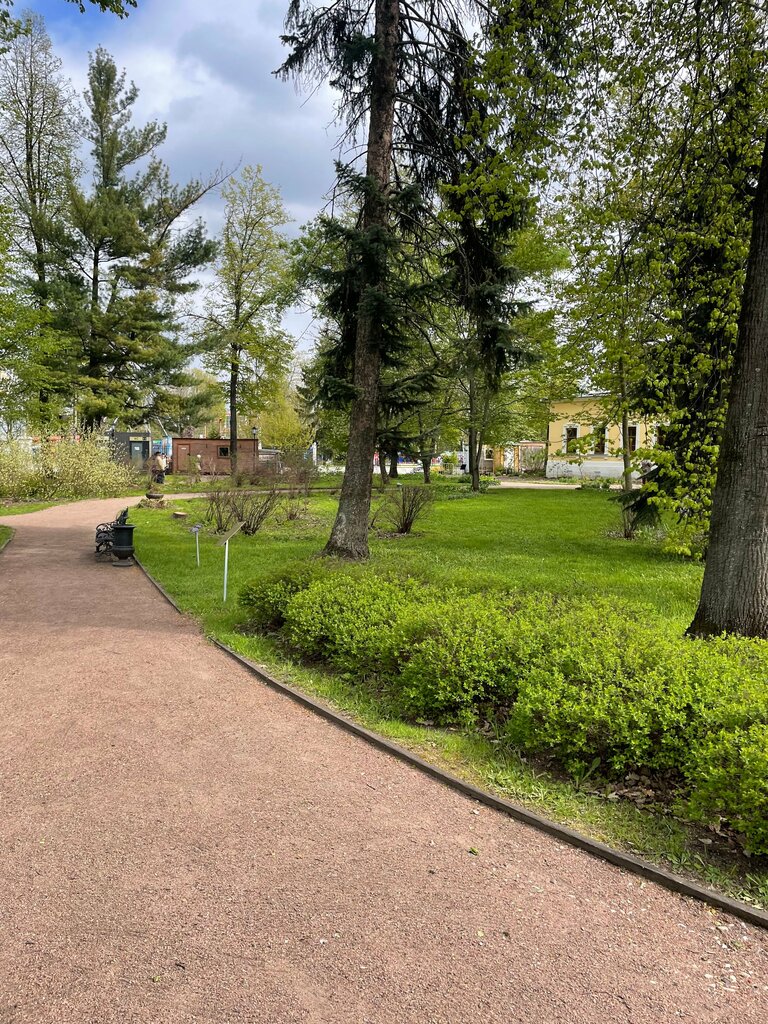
[421,457,432,483]
[229,345,239,478]
[378,448,390,486]
[324,0,399,559]
[618,357,633,493]
[388,443,399,478]
[688,131,768,638]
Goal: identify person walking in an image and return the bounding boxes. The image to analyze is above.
[151,451,166,485]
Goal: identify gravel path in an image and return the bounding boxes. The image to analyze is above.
[1,498,768,1024]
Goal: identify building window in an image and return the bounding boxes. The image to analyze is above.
[593,425,607,455]
[485,447,494,460]
[627,426,638,452]
[218,446,230,457]
[565,426,578,453]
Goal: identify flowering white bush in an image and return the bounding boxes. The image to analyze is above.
[0,433,140,500]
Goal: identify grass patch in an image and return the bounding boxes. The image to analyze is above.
[0,525,12,550]
[131,488,768,908]
[158,472,346,494]
[0,499,63,515]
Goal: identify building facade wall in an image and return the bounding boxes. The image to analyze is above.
[545,397,653,479]
[171,437,259,474]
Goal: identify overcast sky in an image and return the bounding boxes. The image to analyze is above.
[23,0,344,349]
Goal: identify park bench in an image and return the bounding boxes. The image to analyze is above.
[95,508,129,555]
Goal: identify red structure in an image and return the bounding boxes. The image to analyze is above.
[171,437,260,475]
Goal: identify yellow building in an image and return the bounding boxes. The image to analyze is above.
[546,395,653,479]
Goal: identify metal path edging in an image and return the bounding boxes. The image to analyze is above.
[133,555,768,932]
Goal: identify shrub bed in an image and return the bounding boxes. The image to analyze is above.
[238,567,768,853]
[0,434,138,500]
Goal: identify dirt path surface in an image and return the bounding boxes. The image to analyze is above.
[1,499,768,1024]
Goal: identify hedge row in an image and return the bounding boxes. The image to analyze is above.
[240,566,768,853]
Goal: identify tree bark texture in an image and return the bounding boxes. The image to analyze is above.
[229,346,239,478]
[324,0,399,558]
[618,357,633,493]
[689,130,768,638]
[378,449,389,485]
[388,444,399,478]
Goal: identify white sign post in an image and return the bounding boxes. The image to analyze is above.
[190,523,203,567]
[217,521,244,603]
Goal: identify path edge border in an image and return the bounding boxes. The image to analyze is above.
[0,526,15,555]
[134,554,768,932]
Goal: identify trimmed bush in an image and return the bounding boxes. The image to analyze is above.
[236,569,768,850]
[395,593,549,724]
[685,650,768,853]
[502,600,708,775]
[239,561,327,629]
[282,574,435,676]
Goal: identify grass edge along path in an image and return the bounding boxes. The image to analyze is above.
[0,525,13,551]
[136,541,768,929]
[132,494,768,914]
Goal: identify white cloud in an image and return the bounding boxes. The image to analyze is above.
[27,0,344,352]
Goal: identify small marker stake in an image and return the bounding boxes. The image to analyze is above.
[217,521,244,603]
[190,523,203,567]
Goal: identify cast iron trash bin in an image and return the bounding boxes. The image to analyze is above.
[111,522,136,566]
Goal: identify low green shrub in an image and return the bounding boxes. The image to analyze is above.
[282,574,434,676]
[239,561,327,628]
[395,594,546,724]
[236,569,768,850]
[685,648,768,853]
[502,600,707,775]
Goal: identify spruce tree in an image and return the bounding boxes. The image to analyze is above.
[49,48,218,427]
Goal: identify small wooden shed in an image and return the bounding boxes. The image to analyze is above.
[171,437,260,475]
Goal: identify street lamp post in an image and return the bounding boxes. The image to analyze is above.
[251,426,257,478]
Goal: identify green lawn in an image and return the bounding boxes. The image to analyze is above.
[159,472,346,494]
[0,525,12,550]
[131,488,768,907]
[0,499,65,516]
[134,488,703,625]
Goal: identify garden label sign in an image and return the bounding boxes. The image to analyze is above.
[190,523,204,567]
[217,521,244,603]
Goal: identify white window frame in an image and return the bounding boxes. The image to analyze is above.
[592,424,608,455]
[563,424,578,453]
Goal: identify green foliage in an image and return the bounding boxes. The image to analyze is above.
[502,600,708,775]
[396,595,540,724]
[686,656,768,853]
[239,561,329,629]
[282,574,427,677]
[0,433,138,499]
[238,562,768,851]
[199,165,294,470]
[49,47,217,426]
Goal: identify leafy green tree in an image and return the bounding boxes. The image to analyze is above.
[153,370,225,438]
[259,387,313,456]
[0,14,77,302]
[198,165,294,475]
[2,1,136,47]
[0,206,64,435]
[640,14,765,532]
